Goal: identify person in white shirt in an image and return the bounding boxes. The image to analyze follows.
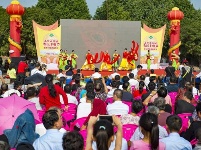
[91,68,102,80]
[56,69,66,80]
[128,73,139,89]
[26,87,43,110]
[76,91,94,119]
[131,65,142,79]
[107,80,117,98]
[107,89,129,115]
[31,62,46,76]
[63,84,78,105]
[108,71,120,80]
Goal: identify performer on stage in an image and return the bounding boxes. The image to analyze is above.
[118,48,129,70]
[81,50,95,70]
[171,50,180,69]
[146,50,151,70]
[58,49,67,70]
[127,50,135,70]
[112,50,120,72]
[100,51,111,71]
[70,50,78,69]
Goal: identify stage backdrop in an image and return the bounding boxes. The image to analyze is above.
[33,21,61,71]
[60,19,141,68]
[140,24,166,69]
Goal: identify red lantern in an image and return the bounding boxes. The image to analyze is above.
[167,7,184,21]
[6,0,25,16]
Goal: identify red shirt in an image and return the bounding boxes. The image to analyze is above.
[39,84,68,110]
[132,89,147,98]
[17,61,28,73]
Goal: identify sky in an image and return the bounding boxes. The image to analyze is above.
[0,0,200,16]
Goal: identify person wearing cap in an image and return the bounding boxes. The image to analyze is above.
[70,50,78,69]
[118,48,129,70]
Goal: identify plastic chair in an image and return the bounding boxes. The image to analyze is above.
[122,101,132,113]
[168,92,177,114]
[178,113,192,133]
[194,95,199,102]
[62,112,75,131]
[130,86,135,93]
[70,117,87,131]
[122,124,138,141]
[80,130,87,149]
[36,110,45,124]
[105,97,113,104]
[190,138,198,146]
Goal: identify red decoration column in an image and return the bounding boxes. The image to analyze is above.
[167,7,184,62]
[6,0,25,57]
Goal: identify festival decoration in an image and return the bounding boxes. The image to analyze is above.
[6,0,25,57]
[167,7,184,65]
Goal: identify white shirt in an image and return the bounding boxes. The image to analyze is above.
[196,71,201,78]
[192,87,199,96]
[109,72,120,79]
[131,68,138,78]
[67,94,78,105]
[57,73,66,79]
[92,136,128,150]
[31,68,46,76]
[107,88,116,98]
[2,89,21,98]
[91,72,102,79]
[29,97,43,110]
[128,79,139,88]
[107,101,129,115]
[35,123,66,137]
[144,77,150,86]
[80,96,86,103]
[76,103,92,119]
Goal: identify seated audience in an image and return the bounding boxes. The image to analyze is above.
[141,82,156,102]
[91,68,101,80]
[56,69,66,80]
[194,127,201,150]
[114,75,122,89]
[144,73,150,86]
[150,69,157,77]
[107,80,117,98]
[62,131,84,150]
[107,89,129,115]
[120,100,143,125]
[128,73,139,88]
[1,83,21,98]
[76,91,94,119]
[182,103,201,142]
[94,78,108,101]
[130,113,165,150]
[86,116,125,150]
[175,91,195,114]
[122,82,133,102]
[130,106,168,141]
[63,85,78,105]
[26,87,43,110]
[153,97,171,126]
[166,76,179,93]
[160,115,192,150]
[33,109,64,150]
[16,143,35,150]
[132,81,147,99]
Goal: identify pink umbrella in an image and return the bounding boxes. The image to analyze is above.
[0,94,39,134]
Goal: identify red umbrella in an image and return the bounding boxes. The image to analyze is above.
[0,94,39,134]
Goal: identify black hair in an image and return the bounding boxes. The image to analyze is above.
[64,84,71,94]
[166,115,182,132]
[122,82,129,90]
[139,113,159,150]
[60,77,66,88]
[1,84,8,91]
[169,61,172,65]
[93,120,114,150]
[86,91,95,101]
[111,80,117,88]
[71,84,79,92]
[137,65,142,69]
[196,103,201,114]
[150,69,154,74]
[148,82,156,91]
[85,82,94,92]
[157,87,167,98]
[129,73,134,79]
[140,75,145,81]
[114,75,120,81]
[95,68,99,72]
[139,81,145,94]
[113,89,123,100]
[77,69,81,73]
[26,87,36,98]
[195,127,201,142]
[122,76,129,83]
[16,142,34,150]
[8,63,15,70]
[14,81,22,90]
[59,69,63,73]
[67,60,71,65]
[42,109,59,129]
[45,74,56,98]
[170,76,177,83]
[132,100,143,114]
[149,76,156,82]
[95,82,102,92]
[72,50,74,52]
[184,91,193,101]
[62,131,84,150]
[35,62,41,68]
[0,141,10,150]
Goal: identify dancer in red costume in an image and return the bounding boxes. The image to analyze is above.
[118,48,129,70]
[81,50,95,70]
[100,51,112,71]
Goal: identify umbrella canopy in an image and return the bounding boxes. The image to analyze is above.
[24,73,46,87]
[0,94,39,134]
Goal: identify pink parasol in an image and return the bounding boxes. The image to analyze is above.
[0,94,39,134]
